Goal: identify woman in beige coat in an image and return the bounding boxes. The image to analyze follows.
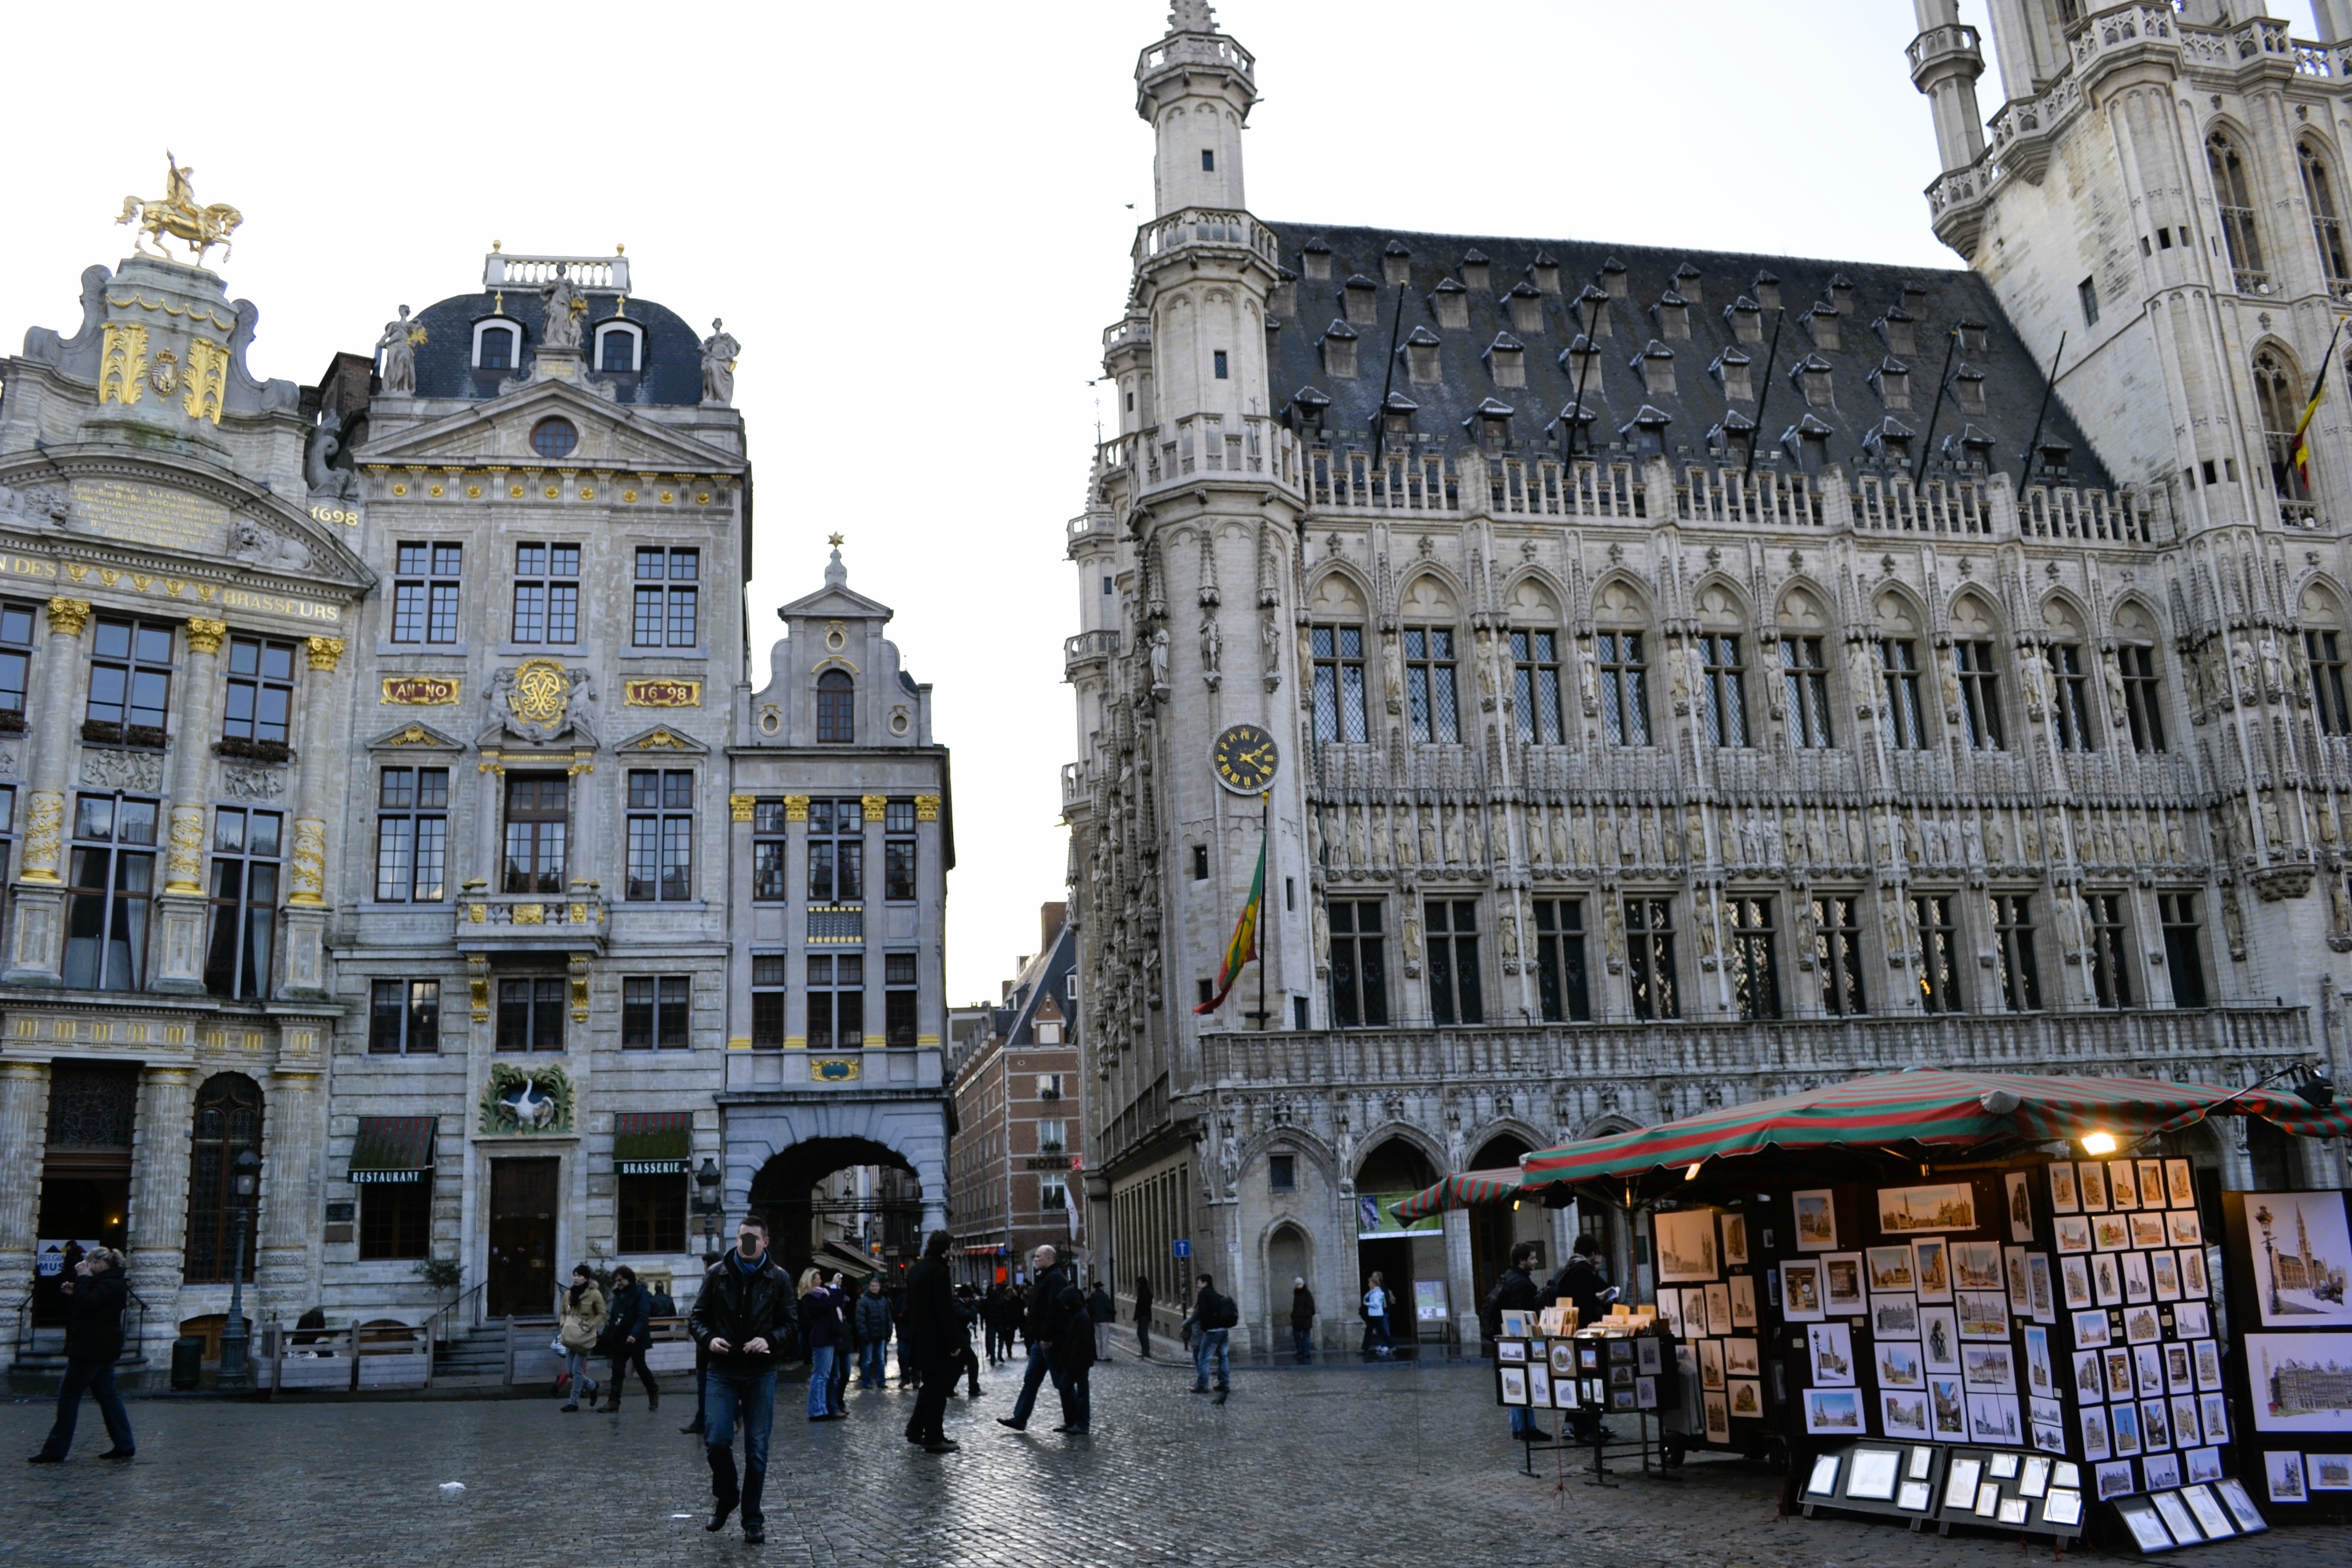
[557,1264,607,1412]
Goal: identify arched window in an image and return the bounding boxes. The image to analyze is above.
[1594,580,1651,747]
[2302,143,2350,292]
[2114,602,2168,755]
[473,321,521,371]
[2254,348,2307,502]
[2210,132,2267,290]
[816,669,855,744]
[594,322,643,374]
[184,1073,263,1284]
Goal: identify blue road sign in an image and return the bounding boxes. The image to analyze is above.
[1172,1238,1192,1259]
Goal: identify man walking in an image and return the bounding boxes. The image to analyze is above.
[900,1230,967,1452]
[995,1244,1069,1433]
[1189,1271,1237,1395]
[1086,1278,1115,1366]
[27,1247,133,1464]
[688,1216,796,1544]
[1289,1276,1317,1364]
[854,1277,893,1390]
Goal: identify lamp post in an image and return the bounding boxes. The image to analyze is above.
[2256,1204,2280,1317]
[694,1157,724,1265]
[218,1147,261,1392]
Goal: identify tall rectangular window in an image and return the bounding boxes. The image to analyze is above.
[885,798,917,901]
[203,807,281,1000]
[1625,897,1678,1020]
[502,774,568,894]
[807,953,864,1048]
[1992,894,2042,1013]
[1880,639,1927,749]
[1403,627,1460,744]
[1725,895,1780,1020]
[2308,630,2351,735]
[1598,630,1651,746]
[625,769,694,901]
[496,977,566,1051]
[1812,894,1865,1016]
[1781,636,1834,748]
[2085,892,2132,1009]
[633,547,699,647]
[622,975,692,1048]
[511,543,580,644]
[0,786,16,888]
[751,954,787,1047]
[752,800,789,901]
[1510,629,1564,745]
[885,951,918,1046]
[618,1174,686,1253]
[2118,646,2166,753]
[2077,276,2100,328]
[2159,892,2208,1008]
[369,978,440,1054]
[0,602,35,726]
[360,1181,432,1261]
[2051,645,2094,751]
[1913,894,1962,1014]
[1328,898,1387,1027]
[1698,633,1749,747]
[1312,625,1368,743]
[220,636,295,748]
[63,793,156,992]
[1530,896,1591,1023]
[1955,642,2005,750]
[375,767,449,902]
[85,618,173,738]
[807,798,863,902]
[391,543,461,644]
[1426,898,1482,1025]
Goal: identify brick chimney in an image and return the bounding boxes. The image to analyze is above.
[1040,901,1068,951]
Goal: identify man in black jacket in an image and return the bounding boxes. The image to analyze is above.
[995,1244,1069,1433]
[1189,1272,1237,1394]
[1541,1234,1617,1442]
[688,1216,797,1543]
[28,1247,133,1464]
[900,1230,968,1452]
[601,1265,658,1412]
[1489,1243,1544,1441]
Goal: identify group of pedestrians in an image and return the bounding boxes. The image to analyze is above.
[1485,1233,1615,1445]
[554,1262,669,1412]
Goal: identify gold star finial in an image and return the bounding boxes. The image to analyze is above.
[828,533,844,547]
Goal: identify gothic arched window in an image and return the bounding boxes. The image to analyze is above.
[2209,132,2267,289]
[2300,143,2351,291]
[2254,348,2306,501]
[816,669,855,745]
[184,1072,263,1284]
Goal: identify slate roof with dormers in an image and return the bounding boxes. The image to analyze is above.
[404,285,706,407]
[1263,226,2110,488]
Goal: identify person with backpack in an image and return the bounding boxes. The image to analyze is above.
[1485,1243,1545,1440]
[994,1245,1071,1433]
[1188,1271,1237,1394]
[1049,1272,1095,1433]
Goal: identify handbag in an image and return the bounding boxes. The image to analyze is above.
[549,1334,567,1356]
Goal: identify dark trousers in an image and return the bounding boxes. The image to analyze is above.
[904,1360,953,1443]
[963,1340,982,1394]
[1292,1327,1313,1362]
[41,1356,133,1458]
[607,1342,658,1404]
[1009,1341,1056,1426]
[1137,1318,1151,1357]
[1059,1361,1090,1430]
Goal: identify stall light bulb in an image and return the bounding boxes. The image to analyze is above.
[2080,1131,2117,1156]
[1684,1162,1701,1181]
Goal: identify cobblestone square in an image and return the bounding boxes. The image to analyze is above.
[6,1351,2347,1567]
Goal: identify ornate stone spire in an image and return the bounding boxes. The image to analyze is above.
[1169,0,1216,33]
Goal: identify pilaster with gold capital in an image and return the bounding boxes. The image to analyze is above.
[125,1066,198,1307]
[163,616,230,897]
[259,1058,326,1288]
[17,600,92,891]
[286,638,346,909]
[0,1061,52,1314]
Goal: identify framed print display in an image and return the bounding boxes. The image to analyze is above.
[1867,1245,1915,1292]
[1847,1446,1901,1501]
[2061,1255,2094,1311]
[2006,1245,2034,1313]
[1794,1189,1838,1252]
[1922,1307,1961,1371]
[1989,1451,2020,1480]
[1704,1282,1734,1337]
[1943,1455,1984,1510]
[1698,1337,1725,1390]
[1822,1254,1865,1314]
[2144,1452,2184,1492]
[2246,1331,2352,1432]
[1805,1452,1841,1498]
[2049,1161,2080,1214]
[1962,1341,2015,1391]
[1636,1336,1663,1376]
[2073,1307,2113,1348]
[1996,1495,2030,1526]
[2245,1193,2352,1327]
[2171,1395,2202,1448]
[2093,1212,2133,1253]
[2182,1484,2235,1538]
[2097,1459,2138,1500]
[2186,1448,2223,1484]
[2074,1348,2106,1402]
[2023,1325,2055,1398]
[2020,1455,2052,1497]
[2125,1304,2162,1344]
[2026,1252,2055,1320]
[1898,1478,1933,1512]
[2093,1252,2124,1307]
[1654,1208,1721,1283]
[2216,1477,2268,1532]
[1951,1240,2004,1292]
[2164,1159,2195,1208]
[1912,1237,1952,1302]
[1497,1338,1529,1363]
[2151,1489,2200,1546]
[2180,1245,2211,1298]
[2105,1348,2137,1401]
[1969,1392,2023,1446]
[1527,1364,1552,1408]
[1803,1386,1864,1436]
[1781,1258,1825,1320]
[1703,1390,1731,1442]
[2137,1160,2169,1209]
[1723,1336,1759,1377]
[1720,1209,1750,1267]
[1654,1292,1682,1338]
[1549,1340,1577,1377]
[1681,1288,1711,1335]
[1908,1444,1934,1482]
[2193,1338,2223,1390]
[2175,1301,2212,1340]
[2142,1396,2174,1450]
[1499,1366,1529,1405]
[1929,1376,1967,1437]
[2054,1214,2094,1255]
[2130,1212,2170,1250]
[1877,1338,1924,1388]
[2163,1342,2192,1392]
[1635,1375,1657,1409]
[2031,1395,2068,1455]
[2112,1400,2144,1457]
[2266,1450,2308,1503]
[2310,1453,2352,1490]
[2114,1499,2174,1552]
[2080,1405,2112,1460]
[1883,1388,1930,1437]
[2006,1170,2035,1241]
[1808,1322,1856,1386]
[2151,1251,2182,1302]
[1873,1293,1919,1338]
[2121,1249,2152,1304]
[1728,1272,1757,1328]
[2042,1487,2084,1527]
[1878,1182,1975,1236]
[2078,1160,2109,1212]
[2167,1208,2201,1248]
[1728,1377,1763,1420]
[2108,1160,2140,1210]
[1956,1289,2010,1340]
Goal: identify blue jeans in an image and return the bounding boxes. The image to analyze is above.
[858,1341,888,1388]
[1362,1314,1392,1356]
[1009,1341,1056,1426]
[1510,1402,1538,1438]
[703,1367,777,1525]
[41,1357,133,1458]
[1291,1328,1313,1363]
[1192,1327,1230,1388]
[806,1345,836,1416]
[562,1349,596,1404]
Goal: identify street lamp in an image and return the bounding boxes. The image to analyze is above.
[694,1157,724,1265]
[218,1147,261,1392]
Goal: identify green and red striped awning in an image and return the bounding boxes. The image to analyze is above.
[1393,1168,1523,1223]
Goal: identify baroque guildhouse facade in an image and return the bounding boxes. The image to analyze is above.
[1065,5,2350,1357]
[720,545,954,1274]
[328,250,748,1320]
[0,182,371,1364]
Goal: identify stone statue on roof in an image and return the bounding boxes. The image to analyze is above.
[1169,0,1216,32]
[376,305,423,397]
[701,318,741,406]
[539,264,584,353]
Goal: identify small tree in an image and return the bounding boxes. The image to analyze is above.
[413,1257,464,1296]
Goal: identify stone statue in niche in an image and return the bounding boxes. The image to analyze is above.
[1400,907,1424,975]
[1148,627,1170,692]
[1602,896,1626,972]
[1199,616,1221,687]
[701,318,741,405]
[539,266,584,353]
[376,305,422,396]
[1793,896,1819,968]
[2103,652,2128,725]
[1260,612,1281,691]
[1382,636,1405,713]
[2222,885,2246,957]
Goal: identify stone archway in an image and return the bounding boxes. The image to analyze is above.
[1465,1132,1535,1307]
[748,1137,921,1282]
[719,1094,950,1287]
[1263,1220,1313,1356]
[1352,1136,1440,1357]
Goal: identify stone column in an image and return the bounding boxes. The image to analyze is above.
[125,1065,197,1332]
[5,597,91,984]
[1444,1208,1480,1352]
[153,617,227,993]
[277,637,342,999]
[860,793,888,1050]
[0,1060,52,1347]
[260,1062,325,1306]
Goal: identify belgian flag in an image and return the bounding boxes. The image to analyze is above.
[1192,833,1265,1015]
[2294,318,2347,495]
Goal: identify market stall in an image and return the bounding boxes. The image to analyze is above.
[1403,1067,2349,1548]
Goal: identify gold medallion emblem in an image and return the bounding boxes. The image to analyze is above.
[508,658,570,726]
[149,350,180,396]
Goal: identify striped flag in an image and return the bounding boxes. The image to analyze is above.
[2294,318,2346,494]
[1191,832,1265,1014]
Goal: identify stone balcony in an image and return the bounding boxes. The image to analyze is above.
[1131,207,1283,275]
[454,885,609,955]
[1064,628,1119,681]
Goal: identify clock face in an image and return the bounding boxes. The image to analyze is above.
[1211,723,1279,794]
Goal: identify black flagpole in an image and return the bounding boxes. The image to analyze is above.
[1743,306,1787,481]
[1913,325,1962,484]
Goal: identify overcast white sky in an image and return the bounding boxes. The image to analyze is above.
[7,0,2232,1002]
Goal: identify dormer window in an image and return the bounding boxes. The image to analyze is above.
[1269,265,1298,318]
[1829,273,1855,313]
[1876,308,1917,357]
[1709,410,1755,464]
[1945,424,1997,469]
[1782,412,1832,472]
[594,321,644,374]
[1468,398,1514,446]
[1574,284,1611,338]
[1654,292,1690,341]
[1710,347,1753,401]
[1530,251,1561,295]
[1403,325,1441,384]
[1559,335,1602,389]
[1792,354,1834,408]
[1343,275,1381,327]
[1302,239,1333,282]
[1674,262,1703,306]
[1432,278,1469,330]
[1485,333,1526,388]
[1556,401,1598,451]
[1870,357,1912,411]
[1618,405,1670,460]
[1320,321,1359,379]
[1753,272,1782,311]
[474,320,522,371]
[1506,282,1544,334]
[1382,240,1411,287]
[1957,320,1989,353]
[1382,392,1418,439]
[1634,340,1675,397]
[1460,250,1491,292]
[1863,417,1914,467]
[1801,304,1839,351]
[1726,297,1763,345]
[1600,258,1628,294]
[1290,386,1332,437]
[1954,364,1987,414]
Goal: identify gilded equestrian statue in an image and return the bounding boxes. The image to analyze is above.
[116,152,242,268]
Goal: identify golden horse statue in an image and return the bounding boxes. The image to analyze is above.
[116,154,242,267]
